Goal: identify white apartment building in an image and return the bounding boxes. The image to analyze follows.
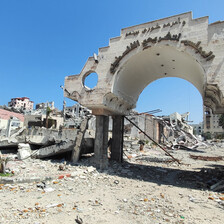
[8,97,34,111]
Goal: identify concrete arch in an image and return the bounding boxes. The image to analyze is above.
[64,12,224,115]
[112,44,205,108]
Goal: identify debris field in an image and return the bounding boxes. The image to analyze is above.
[1,140,224,224]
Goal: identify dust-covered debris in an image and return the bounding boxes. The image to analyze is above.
[0,139,224,224]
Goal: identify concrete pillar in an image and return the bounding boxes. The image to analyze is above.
[111,115,124,162]
[94,115,109,169]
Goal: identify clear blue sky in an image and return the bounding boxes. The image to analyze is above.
[0,0,223,123]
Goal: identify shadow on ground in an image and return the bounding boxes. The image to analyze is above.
[78,155,224,192]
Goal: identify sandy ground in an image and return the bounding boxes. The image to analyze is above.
[0,142,224,224]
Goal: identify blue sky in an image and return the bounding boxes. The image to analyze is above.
[0,0,223,123]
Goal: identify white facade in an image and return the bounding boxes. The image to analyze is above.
[8,97,34,111]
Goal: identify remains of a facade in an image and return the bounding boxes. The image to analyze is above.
[64,12,224,167]
[64,12,224,114]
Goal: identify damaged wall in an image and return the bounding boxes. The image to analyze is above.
[0,108,24,137]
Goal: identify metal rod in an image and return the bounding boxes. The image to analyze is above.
[137,109,162,115]
[143,109,162,114]
[124,116,181,164]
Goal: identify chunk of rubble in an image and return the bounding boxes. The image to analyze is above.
[17,143,32,160]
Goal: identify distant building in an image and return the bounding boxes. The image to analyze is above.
[36,101,54,110]
[203,106,223,138]
[191,122,203,136]
[8,97,34,111]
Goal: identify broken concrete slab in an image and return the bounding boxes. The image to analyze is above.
[33,137,94,160]
[71,117,89,163]
[34,140,75,159]
[17,143,32,160]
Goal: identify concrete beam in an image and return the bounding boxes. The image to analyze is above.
[71,118,89,163]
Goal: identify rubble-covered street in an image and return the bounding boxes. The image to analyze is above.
[1,140,224,224]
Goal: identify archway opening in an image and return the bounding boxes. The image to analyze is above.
[112,45,205,108]
[136,77,203,124]
[111,45,206,156]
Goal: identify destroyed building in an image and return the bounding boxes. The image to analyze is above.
[24,101,63,130]
[0,95,208,164]
[63,103,91,129]
[0,98,96,162]
[24,114,63,130]
[63,12,224,168]
[36,101,55,110]
[123,111,197,149]
[124,112,159,141]
[151,112,197,147]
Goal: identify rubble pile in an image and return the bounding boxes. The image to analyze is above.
[0,116,94,161]
[0,105,224,223]
[0,102,96,164]
[0,143,224,224]
[155,112,202,150]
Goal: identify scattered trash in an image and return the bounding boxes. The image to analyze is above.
[44,187,55,193]
[36,182,46,190]
[114,180,119,185]
[46,203,61,208]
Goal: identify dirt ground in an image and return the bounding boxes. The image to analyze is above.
[0,141,224,224]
